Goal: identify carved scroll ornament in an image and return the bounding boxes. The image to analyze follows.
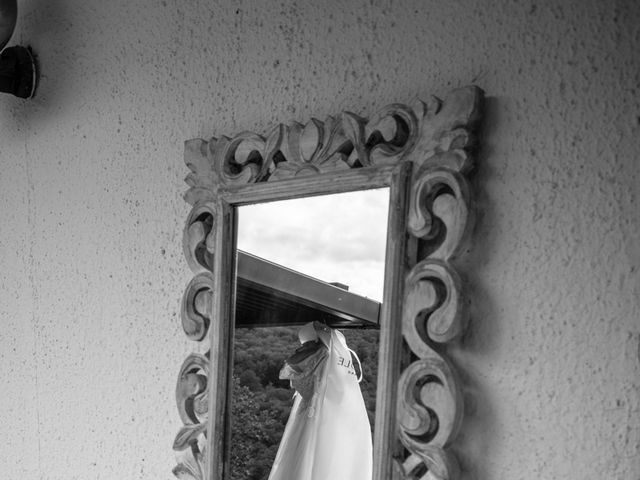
[174,86,483,480]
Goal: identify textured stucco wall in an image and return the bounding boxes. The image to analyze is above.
[1,0,638,479]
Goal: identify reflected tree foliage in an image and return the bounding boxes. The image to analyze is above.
[231,326,379,480]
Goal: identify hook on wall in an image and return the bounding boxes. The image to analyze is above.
[0,0,37,99]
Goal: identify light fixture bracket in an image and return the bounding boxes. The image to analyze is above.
[0,45,37,98]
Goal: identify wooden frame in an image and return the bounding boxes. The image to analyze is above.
[173,86,484,480]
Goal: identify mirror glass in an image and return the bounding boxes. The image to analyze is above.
[230,188,389,480]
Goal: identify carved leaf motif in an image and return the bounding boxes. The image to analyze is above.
[408,167,471,261]
[366,103,419,166]
[216,132,270,185]
[173,440,206,480]
[398,356,462,448]
[398,450,459,480]
[174,352,209,480]
[180,272,215,341]
[176,353,209,425]
[341,111,368,167]
[264,124,285,175]
[397,355,462,480]
[341,104,419,168]
[173,423,207,450]
[410,87,482,174]
[184,139,218,206]
[183,202,216,274]
[403,259,464,357]
[270,116,351,179]
[313,115,352,169]
[300,118,322,161]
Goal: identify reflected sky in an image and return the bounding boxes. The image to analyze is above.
[237,188,389,302]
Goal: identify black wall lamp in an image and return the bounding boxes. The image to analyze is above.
[1,0,37,98]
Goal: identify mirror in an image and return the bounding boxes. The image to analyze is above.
[230,189,388,479]
[174,86,484,480]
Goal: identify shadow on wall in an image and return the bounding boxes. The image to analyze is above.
[450,94,501,480]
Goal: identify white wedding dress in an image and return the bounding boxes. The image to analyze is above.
[267,322,373,480]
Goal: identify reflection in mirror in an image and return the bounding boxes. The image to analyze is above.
[230,189,388,480]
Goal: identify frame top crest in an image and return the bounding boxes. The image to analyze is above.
[183,86,482,204]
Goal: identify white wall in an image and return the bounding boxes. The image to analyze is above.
[1,0,638,478]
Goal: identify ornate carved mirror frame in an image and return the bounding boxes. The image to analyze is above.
[173,86,484,480]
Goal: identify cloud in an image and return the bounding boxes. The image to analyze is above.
[237,188,389,301]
